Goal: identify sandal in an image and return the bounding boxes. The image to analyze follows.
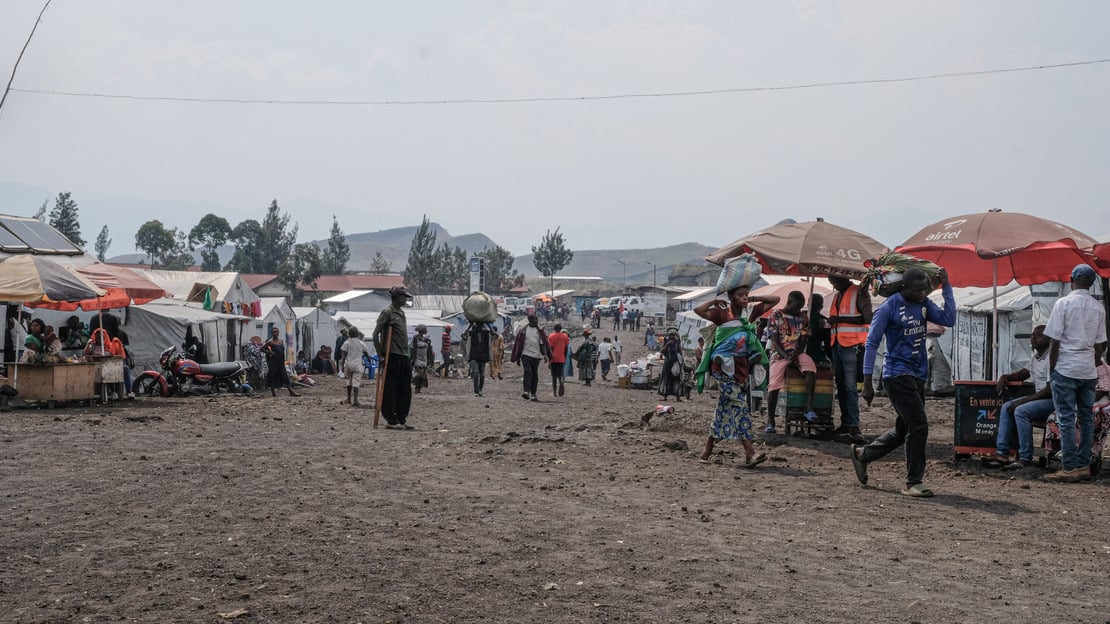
[981,453,1010,466]
[764,425,777,434]
[901,484,935,498]
[850,443,868,485]
[803,410,818,423]
[743,452,767,468]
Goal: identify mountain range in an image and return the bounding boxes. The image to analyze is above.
[0,182,716,281]
[110,222,714,282]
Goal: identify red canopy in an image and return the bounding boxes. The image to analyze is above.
[27,262,166,311]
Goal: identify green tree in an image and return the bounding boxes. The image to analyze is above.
[431,243,468,294]
[277,243,324,304]
[94,225,111,262]
[369,251,392,274]
[188,213,232,272]
[403,215,438,291]
[477,245,517,294]
[322,215,350,274]
[161,229,196,271]
[134,220,176,268]
[532,227,573,295]
[49,191,84,247]
[226,220,264,273]
[259,200,297,273]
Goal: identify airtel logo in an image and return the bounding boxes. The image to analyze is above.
[924,219,966,242]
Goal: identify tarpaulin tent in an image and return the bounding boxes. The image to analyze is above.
[293,307,339,358]
[123,300,249,372]
[135,270,260,316]
[926,282,1035,386]
[334,310,451,356]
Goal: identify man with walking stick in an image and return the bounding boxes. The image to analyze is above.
[374,285,415,430]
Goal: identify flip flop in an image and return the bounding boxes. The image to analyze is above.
[901,484,935,498]
[804,410,819,423]
[850,443,869,485]
[743,452,767,468]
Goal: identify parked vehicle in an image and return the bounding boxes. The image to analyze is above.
[134,346,252,397]
[502,296,529,315]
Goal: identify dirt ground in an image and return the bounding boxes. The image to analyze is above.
[2,325,1108,623]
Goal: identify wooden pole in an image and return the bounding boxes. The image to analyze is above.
[373,325,392,429]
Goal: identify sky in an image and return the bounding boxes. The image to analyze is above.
[2,0,1109,258]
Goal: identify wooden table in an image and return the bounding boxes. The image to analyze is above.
[7,362,97,408]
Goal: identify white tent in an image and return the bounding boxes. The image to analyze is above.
[135,269,260,315]
[674,310,712,351]
[293,307,339,357]
[927,282,1036,385]
[333,310,451,355]
[123,300,250,371]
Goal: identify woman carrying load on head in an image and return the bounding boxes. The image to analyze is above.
[693,255,779,467]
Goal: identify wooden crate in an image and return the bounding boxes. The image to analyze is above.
[10,363,97,407]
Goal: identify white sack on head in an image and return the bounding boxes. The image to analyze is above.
[463,292,498,323]
[716,254,762,295]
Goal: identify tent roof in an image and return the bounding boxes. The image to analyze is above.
[133,299,250,322]
[292,306,331,319]
[534,289,575,299]
[673,286,716,302]
[135,269,260,305]
[411,294,467,315]
[334,310,451,329]
[259,297,294,319]
[322,289,377,303]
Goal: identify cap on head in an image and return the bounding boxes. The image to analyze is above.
[1071,264,1096,284]
[389,285,412,299]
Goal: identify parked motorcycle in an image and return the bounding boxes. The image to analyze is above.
[134,346,252,397]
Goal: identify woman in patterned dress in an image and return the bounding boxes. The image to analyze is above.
[693,286,779,466]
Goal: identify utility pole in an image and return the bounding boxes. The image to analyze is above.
[645,261,656,290]
[616,259,626,291]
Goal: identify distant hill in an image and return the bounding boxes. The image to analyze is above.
[108,221,717,282]
[516,242,717,284]
[108,222,500,272]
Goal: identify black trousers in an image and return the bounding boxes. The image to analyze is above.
[381,354,412,425]
[521,355,541,396]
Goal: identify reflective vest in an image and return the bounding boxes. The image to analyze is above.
[830,284,868,347]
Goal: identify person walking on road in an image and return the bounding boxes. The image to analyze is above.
[850,268,956,497]
[510,314,549,401]
[547,323,570,397]
[464,322,493,397]
[339,328,369,406]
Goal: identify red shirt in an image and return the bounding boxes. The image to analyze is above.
[547,332,570,364]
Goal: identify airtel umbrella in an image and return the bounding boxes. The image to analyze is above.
[705,218,889,279]
[896,208,1100,377]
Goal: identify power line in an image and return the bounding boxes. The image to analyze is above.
[9,57,1110,107]
[0,0,53,117]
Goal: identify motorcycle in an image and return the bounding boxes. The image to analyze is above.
[133,346,252,397]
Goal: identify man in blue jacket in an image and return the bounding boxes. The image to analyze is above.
[849,267,956,497]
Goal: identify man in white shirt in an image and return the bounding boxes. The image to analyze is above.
[597,337,614,381]
[1043,264,1107,482]
[339,328,370,407]
[988,325,1053,469]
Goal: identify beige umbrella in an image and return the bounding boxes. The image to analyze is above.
[705,218,889,279]
[0,255,105,302]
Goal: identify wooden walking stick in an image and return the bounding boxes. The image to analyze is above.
[373,325,392,429]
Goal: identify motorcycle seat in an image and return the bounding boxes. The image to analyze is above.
[197,362,244,376]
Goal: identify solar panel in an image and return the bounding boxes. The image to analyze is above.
[0,224,30,251]
[0,216,83,254]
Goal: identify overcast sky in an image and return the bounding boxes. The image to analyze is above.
[2,1,1108,257]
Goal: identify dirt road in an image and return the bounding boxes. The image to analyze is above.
[2,328,1107,623]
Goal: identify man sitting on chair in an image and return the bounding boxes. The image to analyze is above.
[987,325,1053,470]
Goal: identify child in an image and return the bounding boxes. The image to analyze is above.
[339,328,370,406]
